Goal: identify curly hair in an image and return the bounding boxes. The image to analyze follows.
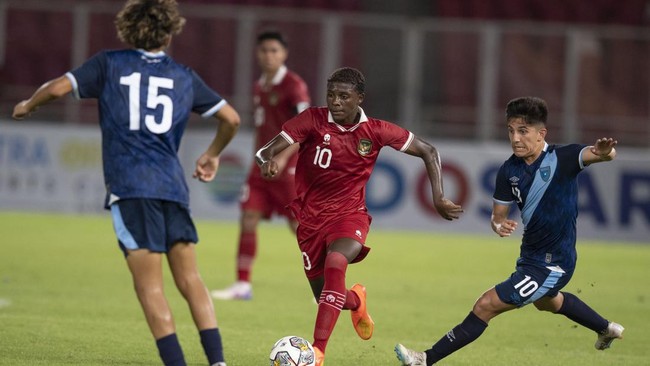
[115,0,186,50]
[327,67,365,94]
[505,96,548,125]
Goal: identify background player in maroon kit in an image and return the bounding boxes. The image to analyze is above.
[211,31,310,300]
[256,67,463,365]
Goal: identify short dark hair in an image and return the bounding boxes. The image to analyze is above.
[327,67,365,94]
[257,31,288,48]
[505,96,547,125]
[115,0,185,50]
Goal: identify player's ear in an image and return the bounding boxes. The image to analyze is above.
[538,127,547,141]
[357,92,365,105]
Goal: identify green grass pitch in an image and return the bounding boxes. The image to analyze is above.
[0,211,648,365]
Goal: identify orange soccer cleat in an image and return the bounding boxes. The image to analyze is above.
[350,283,374,340]
[313,346,325,366]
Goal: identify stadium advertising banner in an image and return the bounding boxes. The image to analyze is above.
[2,122,649,243]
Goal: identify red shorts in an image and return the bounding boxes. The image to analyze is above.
[297,212,372,280]
[240,170,297,220]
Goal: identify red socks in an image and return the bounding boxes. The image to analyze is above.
[344,289,360,310]
[236,231,256,282]
[312,252,348,352]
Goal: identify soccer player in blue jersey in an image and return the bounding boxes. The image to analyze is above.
[12,1,240,365]
[395,96,623,365]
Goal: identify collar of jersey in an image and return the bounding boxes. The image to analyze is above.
[258,65,288,86]
[136,49,166,58]
[327,107,368,132]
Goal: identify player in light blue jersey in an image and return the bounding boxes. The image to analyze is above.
[395,96,623,365]
[12,1,239,365]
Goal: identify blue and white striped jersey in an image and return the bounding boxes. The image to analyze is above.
[66,49,225,207]
[493,143,588,271]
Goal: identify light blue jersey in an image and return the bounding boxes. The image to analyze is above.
[66,49,225,207]
[493,143,588,272]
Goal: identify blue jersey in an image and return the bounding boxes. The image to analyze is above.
[493,143,588,272]
[66,49,225,207]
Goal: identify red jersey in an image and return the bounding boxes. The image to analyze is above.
[253,66,310,149]
[251,65,310,179]
[281,107,414,228]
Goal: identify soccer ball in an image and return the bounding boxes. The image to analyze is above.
[269,335,316,366]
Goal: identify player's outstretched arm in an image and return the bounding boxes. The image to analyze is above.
[404,136,463,220]
[491,203,517,237]
[255,134,291,179]
[12,76,72,120]
[582,137,617,166]
[193,103,241,182]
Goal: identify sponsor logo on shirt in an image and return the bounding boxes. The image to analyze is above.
[357,138,372,157]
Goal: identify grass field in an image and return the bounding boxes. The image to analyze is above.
[0,211,649,365]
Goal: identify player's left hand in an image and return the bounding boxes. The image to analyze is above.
[12,101,34,120]
[591,137,617,157]
[193,154,220,182]
[433,198,464,221]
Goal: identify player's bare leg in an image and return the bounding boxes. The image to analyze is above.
[126,249,186,365]
[168,243,216,330]
[126,249,175,338]
[168,242,226,365]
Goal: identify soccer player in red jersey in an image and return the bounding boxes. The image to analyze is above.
[211,31,310,301]
[256,67,463,365]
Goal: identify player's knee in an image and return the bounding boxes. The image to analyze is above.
[134,283,163,298]
[532,301,547,311]
[473,294,494,313]
[174,273,202,294]
[533,297,561,313]
[241,211,261,231]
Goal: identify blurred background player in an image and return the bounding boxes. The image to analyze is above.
[211,31,310,301]
[12,0,241,365]
[395,96,623,366]
[256,67,463,365]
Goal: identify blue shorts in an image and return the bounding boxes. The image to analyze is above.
[495,262,573,307]
[110,199,198,256]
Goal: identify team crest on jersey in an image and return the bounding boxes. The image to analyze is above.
[539,166,551,182]
[323,134,331,145]
[268,92,279,106]
[357,139,372,156]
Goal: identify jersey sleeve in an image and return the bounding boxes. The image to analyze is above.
[288,78,311,113]
[280,108,314,144]
[66,51,107,99]
[376,120,414,151]
[493,163,514,204]
[190,69,226,118]
[556,144,588,177]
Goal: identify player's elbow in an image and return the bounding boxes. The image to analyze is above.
[417,142,439,163]
[48,76,73,98]
[224,112,241,129]
[216,105,241,129]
